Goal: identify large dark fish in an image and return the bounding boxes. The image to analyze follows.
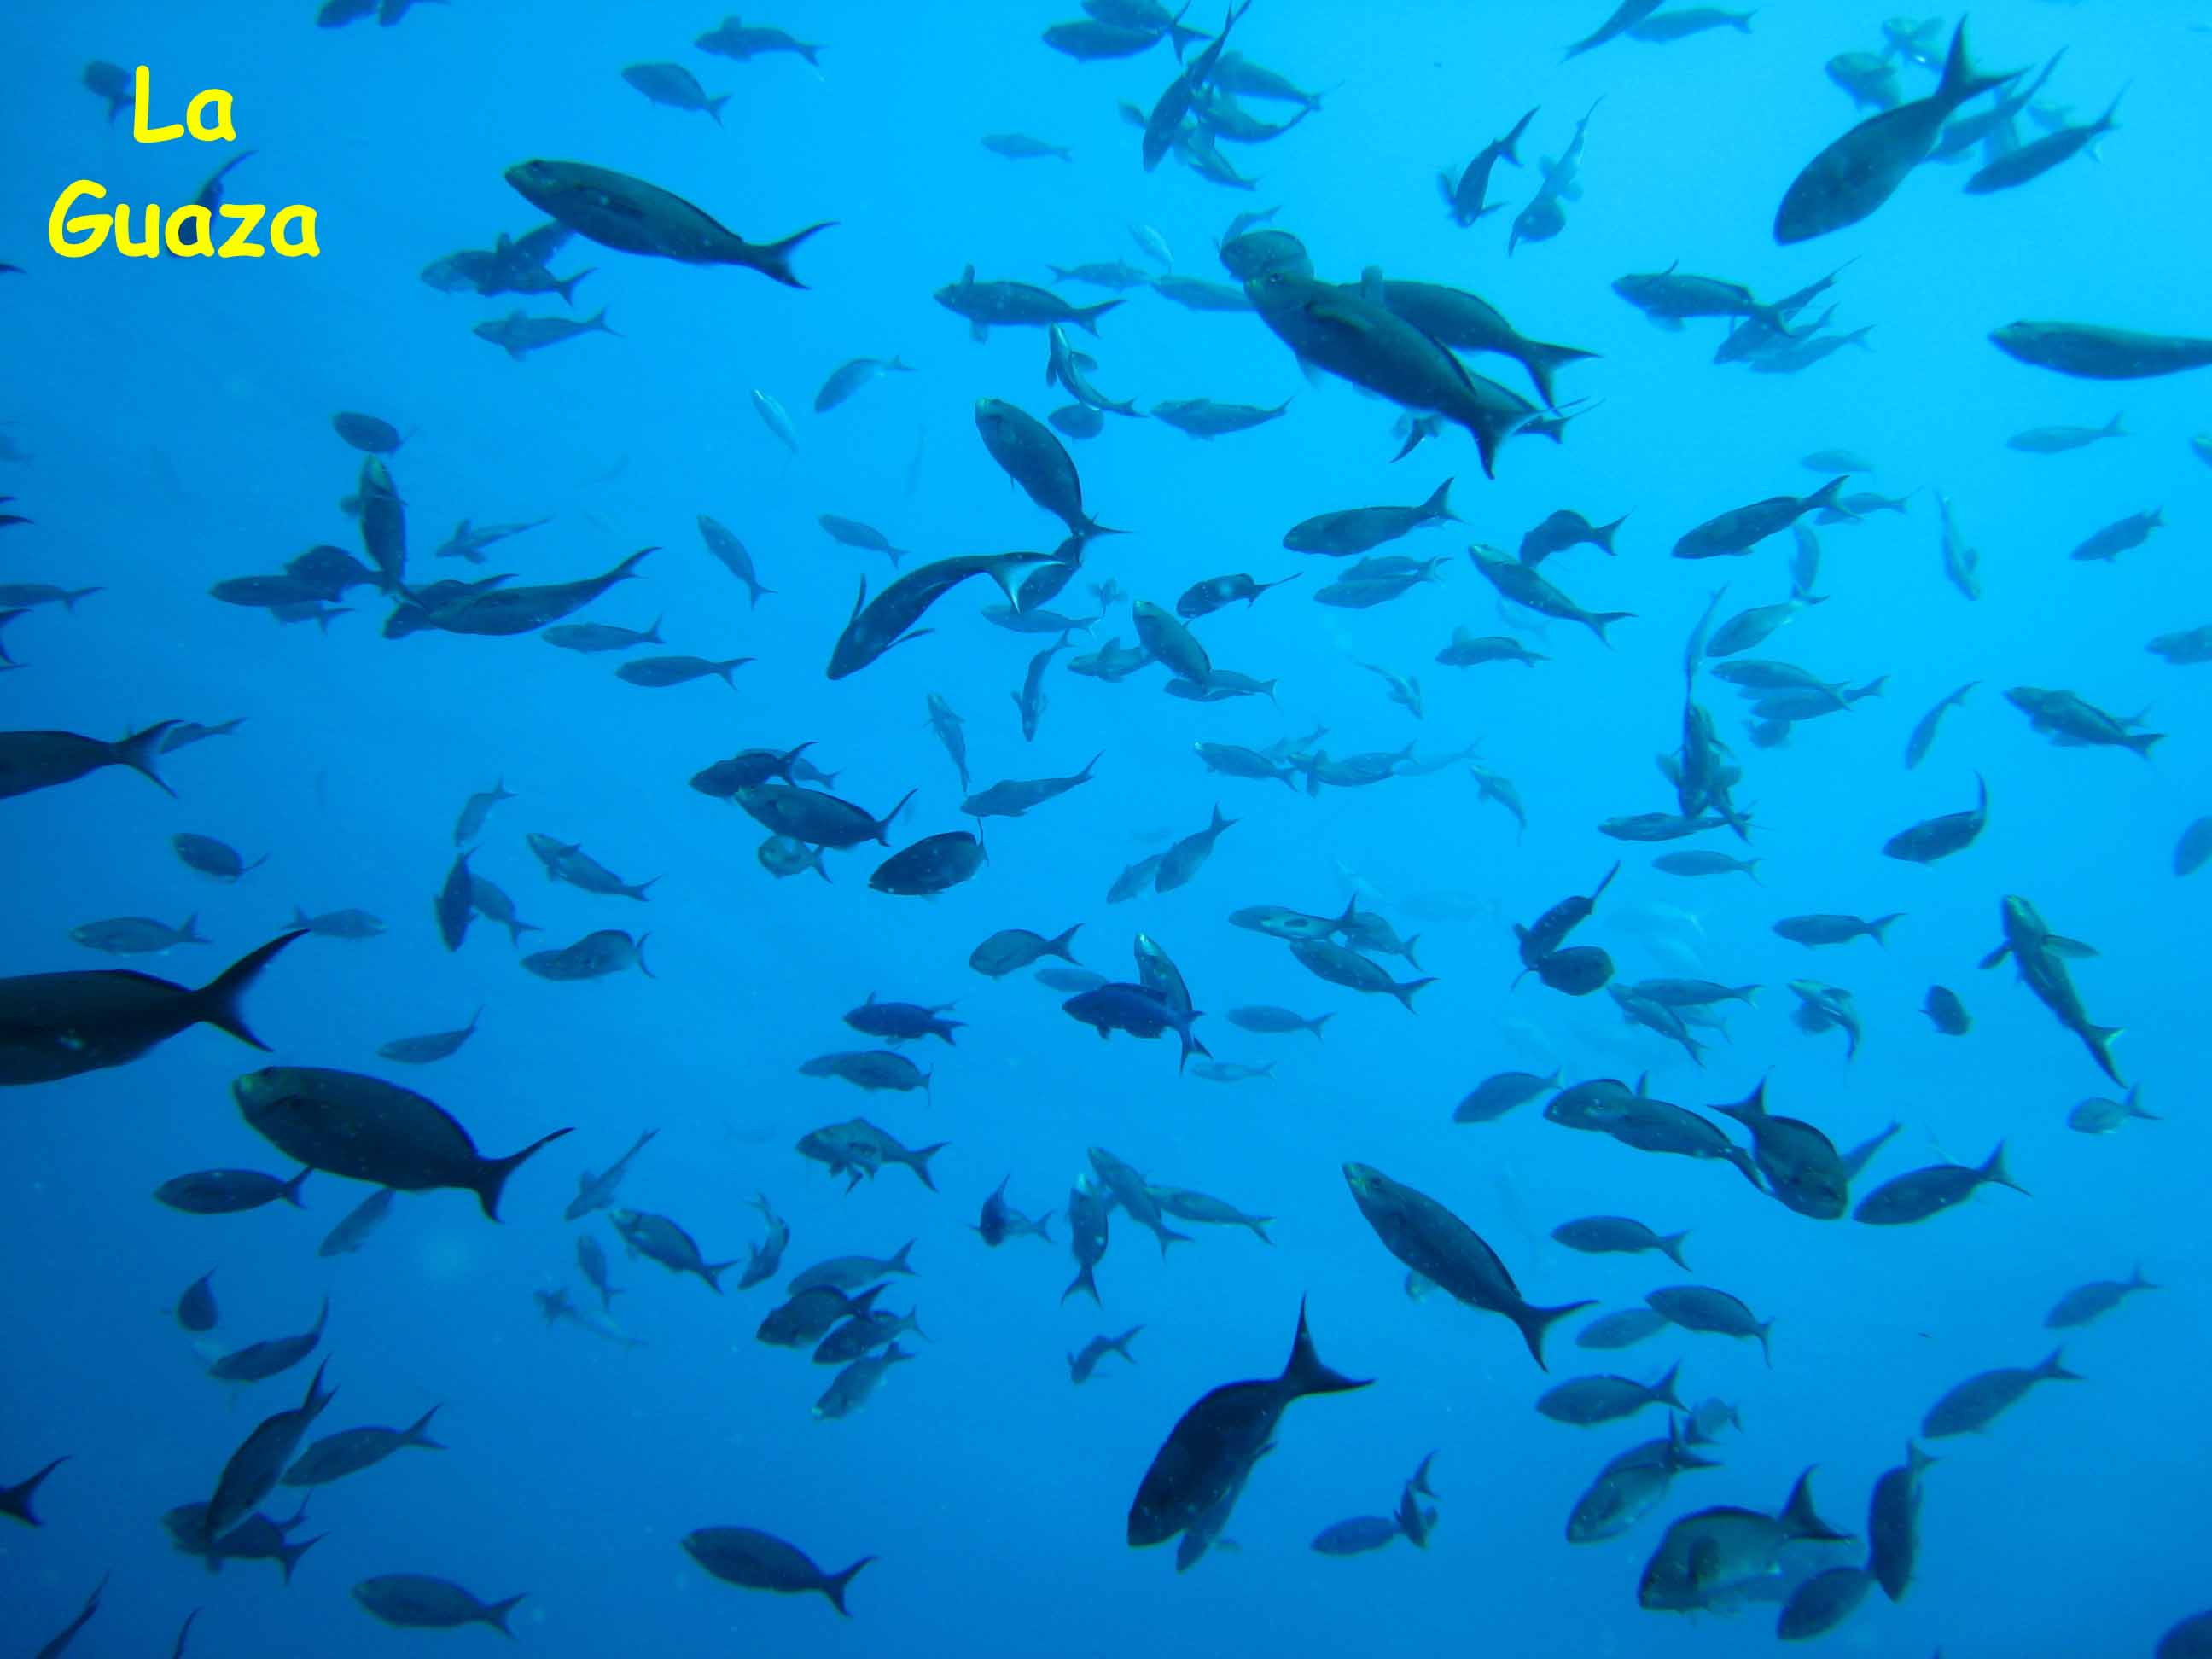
[504,160,831,287]
[1343,1163,1592,1367]
[1990,321,2212,381]
[232,1067,573,1220]
[826,551,1045,678]
[390,549,652,638]
[0,721,177,800]
[1775,21,2011,244]
[975,399,1118,541]
[1140,3,1251,171]
[1127,1301,1369,1550]
[201,1360,337,1545]
[0,933,301,1086]
[736,783,917,848]
[1249,270,1534,475]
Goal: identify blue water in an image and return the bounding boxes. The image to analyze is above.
[5,2,2209,1653]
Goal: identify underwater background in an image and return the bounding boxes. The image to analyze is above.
[3,0,2209,1653]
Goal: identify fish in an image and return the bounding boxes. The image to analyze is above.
[1775,22,2013,243]
[566,1129,659,1221]
[1966,90,2123,195]
[1469,546,1632,644]
[935,266,1122,341]
[472,306,617,359]
[1441,108,1537,226]
[694,18,822,65]
[1922,1348,2081,1438]
[752,389,799,453]
[1854,1143,2027,1225]
[1646,1284,1773,1366]
[1069,1326,1143,1384]
[0,932,301,1086]
[1345,1163,1590,1367]
[505,160,832,287]
[1991,321,2212,381]
[1639,1470,1849,1611]
[2008,413,2128,454]
[2046,1267,2158,1330]
[682,1528,872,1615]
[814,355,914,414]
[1252,270,1540,477]
[1284,480,1458,556]
[283,1406,442,1487]
[1866,1441,1935,1602]
[1,721,177,800]
[1127,1301,1369,1553]
[1981,895,2124,1085]
[353,1575,525,1635]
[621,61,731,124]
[616,1208,740,1292]
[233,1068,572,1220]
[378,1008,483,1065]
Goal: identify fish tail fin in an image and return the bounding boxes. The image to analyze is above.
[1778,1467,1850,1542]
[192,930,307,1049]
[278,1534,323,1586]
[751,221,836,289]
[2086,1024,2126,1083]
[1514,1298,1597,1371]
[1499,105,1539,165]
[1061,1264,1099,1305]
[1282,1299,1373,1397]
[114,720,181,795]
[1423,475,1458,522]
[1075,299,1125,335]
[1936,20,2011,108]
[2037,1346,2084,1383]
[1869,912,1905,946]
[480,1593,526,1636]
[473,1127,577,1221]
[281,1167,311,1207]
[907,1143,949,1192]
[823,1556,874,1617]
[555,267,593,306]
[1661,1231,1692,1272]
[1980,1140,2028,1196]
[1047,922,1083,963]
[874,788,919,844]
[699,1259,738,1294]
[1519,339,1600,410]
[403,1405,445,1449]
[707,93,731,125]
[1307,1012,1333,1041]
[1391,976,1437,1014]
[1400,933,1424,972]
[1587,611,1635,647]
[1,1455,67,1525]
[1654,1359,1685,1412]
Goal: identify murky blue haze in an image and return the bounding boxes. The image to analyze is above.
[3,1,2209,1654]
